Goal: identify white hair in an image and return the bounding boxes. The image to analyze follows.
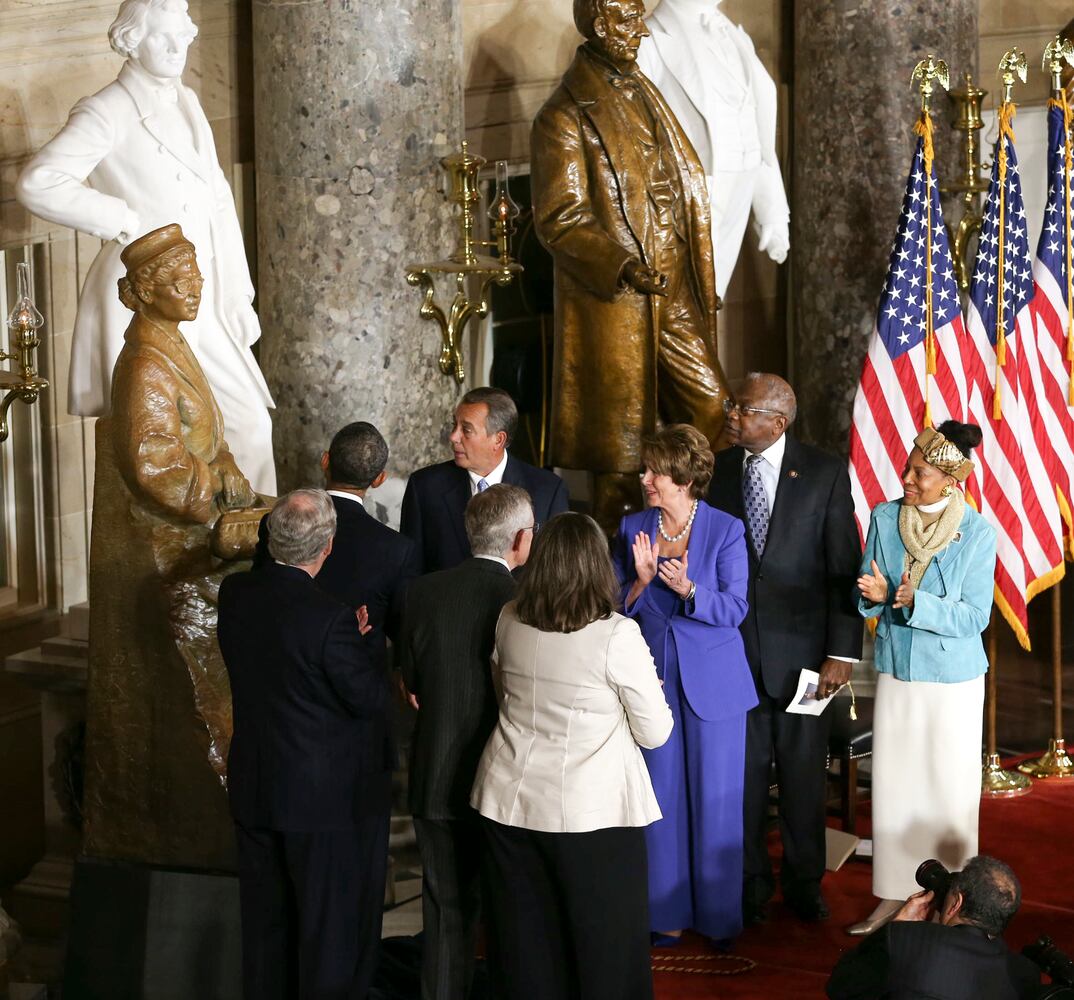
[267,489,337,567]
[108,0,197,58]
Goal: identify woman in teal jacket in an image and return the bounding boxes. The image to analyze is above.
[850,421,996,936]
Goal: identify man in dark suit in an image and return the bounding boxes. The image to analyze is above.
[827,856,1040,999]
[397,484,535,1000]
[257,421,418,668]
[219,489,392,1000]
[400,387,568,573]
[708,372,862,924]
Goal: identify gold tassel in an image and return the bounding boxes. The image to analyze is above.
[994,377,1003,421]
[847,681,857,722]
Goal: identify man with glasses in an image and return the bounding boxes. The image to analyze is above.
[397,484,535,1000]
[708,372,862,926]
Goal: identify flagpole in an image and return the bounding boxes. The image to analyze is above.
[1019,581,1074,778]
[982,609,1033,796]
[1018,39,1074,781]
[981,49,1034,798]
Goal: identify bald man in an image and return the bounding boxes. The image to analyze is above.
[708,373,862,925]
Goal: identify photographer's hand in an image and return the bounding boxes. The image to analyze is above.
[893,889,934,923]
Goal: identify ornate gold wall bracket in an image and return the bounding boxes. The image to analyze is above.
[406,145,523,385]
[0,262,49,442]
[941,73,990,292]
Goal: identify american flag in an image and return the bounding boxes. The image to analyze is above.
[849,128,969,543]
[1030,98,1074,556]
[964,113,1064,648]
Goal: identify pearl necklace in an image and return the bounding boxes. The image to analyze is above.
[658,499,698,543]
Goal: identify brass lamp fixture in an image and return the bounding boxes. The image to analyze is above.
[940,73,990,293]
[406,144,523,384]
[0,262,49,441]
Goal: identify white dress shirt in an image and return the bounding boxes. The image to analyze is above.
[742,433,785,515]
[744,434,856,664]
[474,554,510,570]
[467,450,509,496]
[327,489,364,506]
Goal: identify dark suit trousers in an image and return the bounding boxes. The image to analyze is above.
[413,816,483,1000]
[742,689,832,897]
[481,818,653,1000]
[234,816,390,1000]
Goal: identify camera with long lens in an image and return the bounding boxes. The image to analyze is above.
[915,858,953,899]
[1023,935,1074,993]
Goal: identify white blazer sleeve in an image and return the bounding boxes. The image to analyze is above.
[605,618,673,750]
[16,98,137,242]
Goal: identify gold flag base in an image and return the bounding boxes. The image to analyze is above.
[982,753,1032,797]
[1017,738,1074,779]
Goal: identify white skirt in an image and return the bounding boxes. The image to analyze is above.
[871,671,984,900]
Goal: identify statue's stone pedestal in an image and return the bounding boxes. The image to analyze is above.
[3,605,88,938]
[63,859,242,1000]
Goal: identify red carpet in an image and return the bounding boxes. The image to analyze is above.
[652,771,1074,998]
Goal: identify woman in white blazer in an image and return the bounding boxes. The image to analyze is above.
[471,512,673,1000]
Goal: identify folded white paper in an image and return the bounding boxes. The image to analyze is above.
[785,668,837,716]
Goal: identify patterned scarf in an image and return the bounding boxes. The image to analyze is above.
[897,489,965,590]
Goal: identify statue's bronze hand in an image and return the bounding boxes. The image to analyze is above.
[622,260,668,297]
[216,462,255,509]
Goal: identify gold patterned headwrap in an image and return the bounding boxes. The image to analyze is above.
[914,427,974,481]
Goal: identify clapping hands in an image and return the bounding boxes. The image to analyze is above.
[632,531,660,586]
[856,559,888,604]
[658,551,692,599]
[856,561,914,610]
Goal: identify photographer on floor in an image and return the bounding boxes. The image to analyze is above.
[827,856,1041,1000]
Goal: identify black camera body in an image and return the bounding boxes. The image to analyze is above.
[915,858,954,900]
[1023,936,1074,989]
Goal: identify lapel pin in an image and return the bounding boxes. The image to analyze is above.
[788,470,799,479]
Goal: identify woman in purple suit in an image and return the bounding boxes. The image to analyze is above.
[613,424,756,945]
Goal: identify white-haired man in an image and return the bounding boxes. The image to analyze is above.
[218,489,391,1000]
[398,484,535,1000]
[16,0,276,493]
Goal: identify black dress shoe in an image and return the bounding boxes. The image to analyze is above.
[785,888,830,922]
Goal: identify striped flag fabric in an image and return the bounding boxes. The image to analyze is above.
[849,124,969,543]
[964,109,1064,648]
[1030,97,1074,554]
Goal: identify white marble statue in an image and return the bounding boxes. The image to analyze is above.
[16,0,276,494]
[637,0,790,299]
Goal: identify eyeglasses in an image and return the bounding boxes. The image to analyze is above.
[171,276,205,296]
[723,399,785,418]
[524,522,541,534]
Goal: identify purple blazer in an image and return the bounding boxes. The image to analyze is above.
[613,501,757,722]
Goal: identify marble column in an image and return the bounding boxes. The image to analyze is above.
[792,1,977,454]
[252,1,464,494]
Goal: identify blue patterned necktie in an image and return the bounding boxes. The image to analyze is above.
[477,478,489,493]
[743,454,770,557]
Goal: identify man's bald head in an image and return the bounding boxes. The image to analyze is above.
[743,372,797,423]
[725,372,796,453]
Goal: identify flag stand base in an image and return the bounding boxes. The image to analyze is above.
[1017,738,1074,779]
[982,753,1032,797]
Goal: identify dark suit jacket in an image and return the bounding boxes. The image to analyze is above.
[708,435,863,700]
[397,558,516,819]
[217,562,393,831]
[400,456,569,574]
[826,922,1041,1000]
[256,494,419,669]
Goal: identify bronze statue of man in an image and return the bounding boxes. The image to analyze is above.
[531,0,730,527]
